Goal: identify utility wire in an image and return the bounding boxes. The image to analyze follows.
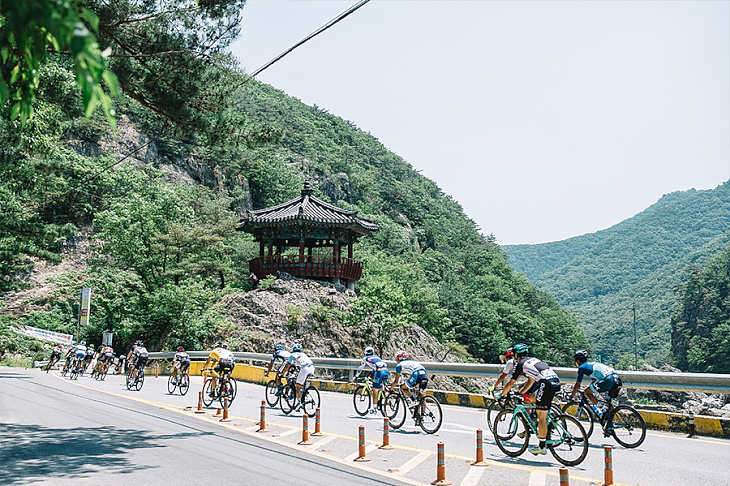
[248,0,371,79]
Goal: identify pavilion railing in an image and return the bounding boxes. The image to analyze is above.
[249,255,363,281]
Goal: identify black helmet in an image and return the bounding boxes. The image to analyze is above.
[574,350,589,363]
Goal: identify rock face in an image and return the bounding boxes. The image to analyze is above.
[220,272,489,392]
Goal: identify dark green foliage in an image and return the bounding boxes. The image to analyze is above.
[671,244,730,373]
[505,185,730,367]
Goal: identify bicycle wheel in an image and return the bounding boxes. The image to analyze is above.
[418,396,443,434]
[135,370,145,391]
[219,381,235,407]
[610,405,646,448]
[202,380,215,407]
[302,385,320,416]
[70,367,79,380]
[385,393,406,429]
[126,372,134,389]
[101,363,109,380]
[229,377,238,402]
[280,385,297,415]
[168,374,177,394]
[179,373,190,396]
[562,400,595,438]
[486,398,508,432]
[265,380,281,407]
[353,385,372,416]
[493,409,529,457]
[547,414,588,466]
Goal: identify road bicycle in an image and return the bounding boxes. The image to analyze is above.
[202,369,238,407]
[109,357,126,375]
[264,366,298,407]
[167,366,190,395]
[386,386,443,434]
[91,359,110,380]
[351,374,389,416]
[561,388,646,448]
[69,358,84,380]
[280,376,320,416]
[45,353,61,372]
[487,390,563,432]
[493,397,588,466]
[126,363,146,391]
[60,357,73,377]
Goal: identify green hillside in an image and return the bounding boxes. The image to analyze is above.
[0,2,587,365]
[505,185,730,367]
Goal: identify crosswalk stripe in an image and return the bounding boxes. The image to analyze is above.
[344,443,379,462]
[459,466,487,486]
[528,470,546,486]
[311,435,337,449]
[393,451,431,475]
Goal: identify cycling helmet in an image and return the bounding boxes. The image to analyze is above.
[574,350,589,363]
[80,340,86,345]
[513,343,529,356]
[220,343,228,349]
[396,351,408,362]
[214,341,221,347]
[89,344,95,348]
[135,340,142,346]
[275,344,284,351]
[364,346,374,356]
[292,343,302,352]
[504,348,514,358]
[178,346,184,352]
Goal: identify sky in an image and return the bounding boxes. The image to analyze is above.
[231,1,730,245]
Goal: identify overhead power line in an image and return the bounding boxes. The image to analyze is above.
[249,0,371,79]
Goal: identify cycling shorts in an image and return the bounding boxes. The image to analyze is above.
[372,368,390,388]
[406,369,429,390]
[51,351,61,358]
[215,359,234,375]
[534,377,561,411]
[296,364,315,386]
[75,351,86,360]
[134,356,148,369]
[176,359,191,372]
[592,373,622,397]
[100,353,114,362]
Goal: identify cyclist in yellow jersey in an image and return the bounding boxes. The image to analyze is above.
[201,342,236,397]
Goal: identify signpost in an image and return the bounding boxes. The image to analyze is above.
[78,287,91,343]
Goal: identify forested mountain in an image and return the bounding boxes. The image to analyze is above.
[505,184,730,367]
[0,1,588,366]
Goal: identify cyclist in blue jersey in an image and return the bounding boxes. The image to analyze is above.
[570,350,622,417]
[353,346,390,414]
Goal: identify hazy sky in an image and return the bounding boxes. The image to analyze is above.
[231,1,730,245]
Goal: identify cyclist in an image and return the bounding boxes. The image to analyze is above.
[83,343,95,372]
[389,351,428,409]
[569,350,622,417]
[264,344,291,395]
[201,342,236,398]
[128,341,149,381]
[280,343,314,411]
[72,340,87,372]
[116,352,127,374]
[488,347,515,393]
[94,344,114,374]
[497,343,560,456]
[63,345,76,373]
[171,346,191,385]
[48,344,64,369]
[353,346,389,414]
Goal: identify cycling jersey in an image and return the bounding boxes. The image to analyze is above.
[173,351,191,371]
[133,346,149,367]
[74,344,87,360]
[577,361,621,395]
[288,352,315,385]
[499,359,515,377]
[396,360,428,390]
[358,355,389,388]
[51,345,63,356]
[512,357,560,411]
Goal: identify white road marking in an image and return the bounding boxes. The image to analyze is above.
[344,443,379,462]
[528,470,547,486]
[392,451,431,475]
[459,466,487,486]
[311,435,337,449]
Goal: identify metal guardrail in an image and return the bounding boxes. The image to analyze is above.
[143,352,730,395]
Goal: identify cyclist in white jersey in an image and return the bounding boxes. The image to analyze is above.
[280,343,314,411]
[73,341,87,369]
[489,347,516,393]
[388,351,428,407]
[497,343,560,456]
[264,344,291,395]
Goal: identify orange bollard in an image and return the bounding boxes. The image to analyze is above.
[431,442,452,485]
[299,414,313,445]
[559,467,570,486]
[470,429,489,466]
[214,406,222,417]
[598,446,614,485]
[256,400,268,432]
[195,391,205,414]
[379,417,394,449]
[312,408,323,436]
[353,425,371,462]
[220,397,231,422]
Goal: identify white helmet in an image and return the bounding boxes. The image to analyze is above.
[364,346,374,356]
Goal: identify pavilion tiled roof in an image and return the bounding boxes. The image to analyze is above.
[237,183,379,236]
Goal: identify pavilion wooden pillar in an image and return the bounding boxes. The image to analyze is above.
[299,238,305,263]
[259,240,265,258]
[333,240,340,263]
[348,241,353,259]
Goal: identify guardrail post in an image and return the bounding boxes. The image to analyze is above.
[598,445,613,486]
[379,417,394,449]
[470,429,489,466]
[688,411,695,437]
[195,391,205,414]
[354,425,370,462]
[299,414,313,445]
[431,442,452,485]
[312,408,323,436]
[257,400,268,432]
[559,467,570,486]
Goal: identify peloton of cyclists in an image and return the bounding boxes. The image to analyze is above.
[389,351,428,409]
[496,343,561,456]
[201,342,236,398]
[353,346,390,415]
[171,346,191,385]
[264,344,291,396]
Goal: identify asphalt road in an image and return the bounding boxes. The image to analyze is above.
[2,367,728,486]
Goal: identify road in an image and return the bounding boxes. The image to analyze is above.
[1,367,728,485]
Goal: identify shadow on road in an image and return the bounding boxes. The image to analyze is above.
[0,423,201,484]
